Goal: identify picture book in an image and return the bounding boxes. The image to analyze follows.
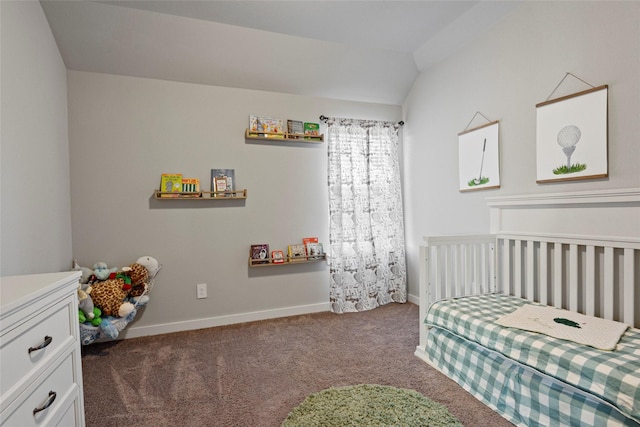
[288,244,307,261]
[306,242,324,260]
[181,178,201,197]
[302,237,318,255]
[211,169,235,197]
[250,115,285,137]
[271,250,285,264]
[250,244,270,264]
[303,122,320,138]
[214,176,227,196]
[159,174,183,198]
[287,120,304,138]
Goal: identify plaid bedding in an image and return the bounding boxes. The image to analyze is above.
[425,293,640,423]
[426,326,640,427]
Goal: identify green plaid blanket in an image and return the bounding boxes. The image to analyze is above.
[425,293,640,423]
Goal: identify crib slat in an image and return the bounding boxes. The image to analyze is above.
[473,244,481,294]
[604,247,614,321]
[514,240,522,298]
[526,240,535,301]
[469,243,477,294]
[585,245,596,317]
[623,248,635,326]
[445,245,453,299]
[540,242,548,306]
[464,244,470,294]
[502,239,511,295]
[554,242,563,309]
[453,245,461,297]
[488,242,496,293]
[437,246,443,301]
[569,244,578,313]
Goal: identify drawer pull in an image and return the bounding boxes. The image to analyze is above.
[28,335,53,354]
[33,391,57,415]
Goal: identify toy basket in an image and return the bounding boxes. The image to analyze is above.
[79,266,160,345]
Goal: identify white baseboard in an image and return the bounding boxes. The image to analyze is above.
[119,294,420,341]
[407,292,419,305]
[119,302,331,340]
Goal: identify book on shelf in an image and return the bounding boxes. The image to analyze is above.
[305,242,324,260]
[211,169,235,197]
[159,174,183,197]
[213,176,227,197]
[181,178,201,197]
[287,120,304,138]
[250,244,270,264]
[303,122,320,139]
[302,237,318,254]
[271,250,285,264]
[249,115,285,138]
[288,244,307,261]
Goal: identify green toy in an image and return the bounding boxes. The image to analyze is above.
[78,307,102,326]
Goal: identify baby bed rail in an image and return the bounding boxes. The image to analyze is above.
[496,233,639,328]
[418,234,496,349]
[418,233,640,349]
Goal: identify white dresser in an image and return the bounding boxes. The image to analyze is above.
[0,271,85,427]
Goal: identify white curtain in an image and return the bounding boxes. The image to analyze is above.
[327,118,407,314]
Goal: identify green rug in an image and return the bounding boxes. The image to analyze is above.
[282,384,464,426]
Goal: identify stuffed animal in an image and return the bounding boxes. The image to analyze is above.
[127,256,160,298]
[77,283,97,321]
[90,278,134,317]
[73,259,94,284]
[129,263,148,286]
[136,256,160,279]
[126,263,149,297]
[79,307,102,326]
[98,318,118,340]
[93,261,117,281]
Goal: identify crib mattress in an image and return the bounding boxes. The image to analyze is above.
[425,293,640,423]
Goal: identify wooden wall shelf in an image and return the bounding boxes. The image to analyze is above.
[154,189,247,199]
[245,129,323,143]
[248,254,327,267]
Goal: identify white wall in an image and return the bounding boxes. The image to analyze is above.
[67,71,402,336]
[402,1,640,298]
[0,1,73,276]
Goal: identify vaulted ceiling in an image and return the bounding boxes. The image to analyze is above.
[40,1,519,105]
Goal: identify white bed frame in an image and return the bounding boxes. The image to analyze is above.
[415,187,640,360]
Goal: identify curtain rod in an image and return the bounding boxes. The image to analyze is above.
[319,115,404,126]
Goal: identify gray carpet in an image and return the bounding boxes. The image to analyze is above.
[81,302,513,427]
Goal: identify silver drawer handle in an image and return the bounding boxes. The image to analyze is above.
[28,336,53,354]
[33,391,57,415]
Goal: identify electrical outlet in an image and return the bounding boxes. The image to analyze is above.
[196,283,207,299]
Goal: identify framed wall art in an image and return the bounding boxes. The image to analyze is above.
[458,121,500,192]
[536,85,608,183]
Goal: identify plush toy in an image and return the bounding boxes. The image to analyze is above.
[79,307,102,326]
[125,263,148,297]
[73,259,94,284]
[129,263,148,286]
[90,278,135,317]
[93,261,118,281]
[98,317,118,340]
[136,256,160,279]
[77,283,97,321]
[126,257,160,298]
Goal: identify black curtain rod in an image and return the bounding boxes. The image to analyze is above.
[319,115,404,126]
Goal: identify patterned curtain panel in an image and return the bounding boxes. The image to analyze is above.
[327,118,407,313]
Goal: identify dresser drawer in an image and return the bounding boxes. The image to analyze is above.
[0,296,75,402]
[0,351,78,427]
